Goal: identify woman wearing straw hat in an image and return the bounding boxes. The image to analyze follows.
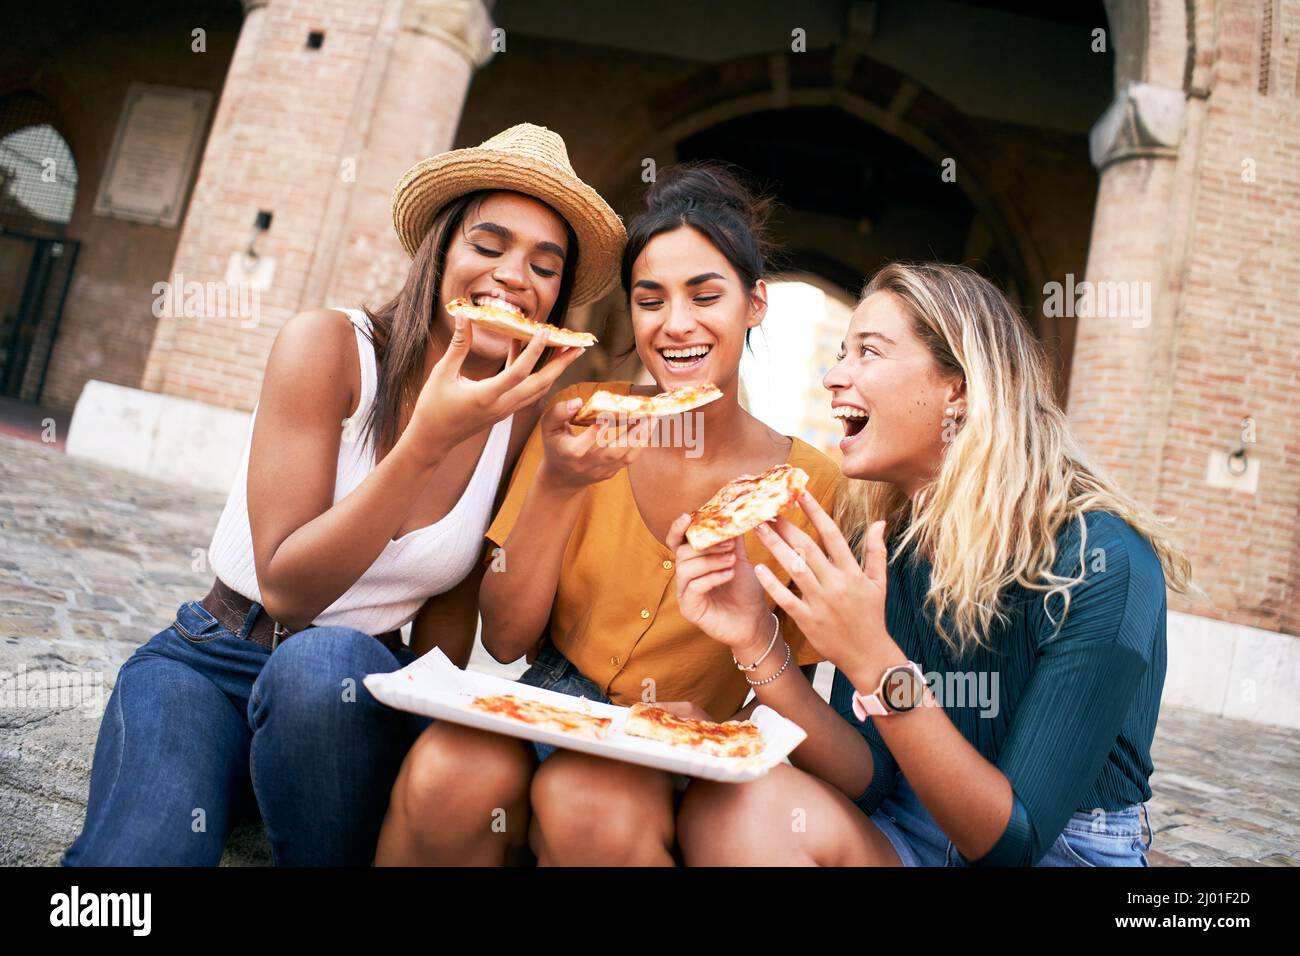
[61,124,625,866]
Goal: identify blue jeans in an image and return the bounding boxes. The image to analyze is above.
[515,640,610,763]
[867,772,1153,867]
[61,599,431,866]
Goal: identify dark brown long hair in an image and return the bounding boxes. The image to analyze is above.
[361,190,579,458]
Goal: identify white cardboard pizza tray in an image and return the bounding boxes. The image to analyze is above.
[363,648,807,783]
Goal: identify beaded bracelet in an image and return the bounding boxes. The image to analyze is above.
[732,613,779,672]
[745,639,792,687]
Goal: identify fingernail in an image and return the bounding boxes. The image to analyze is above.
[567,398,581,410]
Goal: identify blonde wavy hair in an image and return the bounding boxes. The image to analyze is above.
[835,262,1192,659]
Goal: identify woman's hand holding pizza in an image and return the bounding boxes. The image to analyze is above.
[665,516,774,656]
[405,317,583,461]
[752,492,897,681]
[536,397,653,492]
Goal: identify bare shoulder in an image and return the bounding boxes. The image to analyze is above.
[272,308,358,361]
[263,308,361,417]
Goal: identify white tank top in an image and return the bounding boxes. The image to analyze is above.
[207,307,513,635]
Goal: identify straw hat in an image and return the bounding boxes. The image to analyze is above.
[391,123,625,306]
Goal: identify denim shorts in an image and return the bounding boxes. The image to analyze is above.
[867,772,1153,867]
[515,640,612,763]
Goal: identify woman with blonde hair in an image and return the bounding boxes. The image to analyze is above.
[669,261,1191,867]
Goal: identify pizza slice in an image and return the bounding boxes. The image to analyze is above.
[572,383,723,426]
[469,693,612,741]
[685,463,810,550]
[621,703,765,758]
[650,383,724,418]
[571,390,659,426]
[445,296,597,349]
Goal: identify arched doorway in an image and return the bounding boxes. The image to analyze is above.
[457,0,1111,428]
[0,90,80,403]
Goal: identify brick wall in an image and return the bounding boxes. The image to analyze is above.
[141,0,393,412]
[1073,0,1299,636]
[1157,0,1300,634]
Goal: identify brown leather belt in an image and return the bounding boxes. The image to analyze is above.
[200,577,405,654]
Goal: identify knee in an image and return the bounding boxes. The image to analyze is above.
[677,775,783,864]
[396,726,530,830]
[272,625,394,678]
[529,757,669,857]
[253,626,393,719]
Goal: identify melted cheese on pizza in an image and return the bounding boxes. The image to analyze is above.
[622,704,764,758]
[685,464,810,549]
[469,693,612,740]
[444,297,597,348]
[573,383,722,426]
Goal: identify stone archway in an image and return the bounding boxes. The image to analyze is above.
[573,47,1095,401]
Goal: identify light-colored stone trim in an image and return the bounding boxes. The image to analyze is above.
[1089,82,1187,169]
[1165,610,1300,730]
[401,0,495,69]
[66,381,250,495]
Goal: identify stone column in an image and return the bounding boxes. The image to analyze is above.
[1065,0,1194,495]
[1065,82,1187,494]
[311,0,496,309]
[139,0,494,413]
[138,0,272,401]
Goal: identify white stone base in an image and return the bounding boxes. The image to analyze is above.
[66,381,251,494]
[1165,610,1300,730]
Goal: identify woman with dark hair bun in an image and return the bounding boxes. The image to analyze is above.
[378,162,843,866]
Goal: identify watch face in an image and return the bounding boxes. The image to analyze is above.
[883,667,924,712]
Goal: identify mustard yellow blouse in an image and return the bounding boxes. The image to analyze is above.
[486,381,843,720]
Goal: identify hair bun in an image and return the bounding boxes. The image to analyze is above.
[620,159,777,296]
[645,161,772,233]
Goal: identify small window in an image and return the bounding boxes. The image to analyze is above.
[0,120,78,225]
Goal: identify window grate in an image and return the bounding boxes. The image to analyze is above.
[0,93,78,229]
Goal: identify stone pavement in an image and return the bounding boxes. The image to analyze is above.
[1,433,1297,867]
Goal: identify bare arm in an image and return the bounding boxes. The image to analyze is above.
[479,399,652,663]
[723,662,816,722]
[249,311,579,629]
[248,310,450,628]
[478,475,587,663]
[408,558,487,666]
[665,516,879,798]
[739,636,878,796]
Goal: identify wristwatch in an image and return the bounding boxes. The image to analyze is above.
[851,662,926,719]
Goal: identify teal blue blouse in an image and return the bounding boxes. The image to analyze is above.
[830,511,1168,866]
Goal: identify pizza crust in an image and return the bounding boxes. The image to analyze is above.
[445,297,597,348]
